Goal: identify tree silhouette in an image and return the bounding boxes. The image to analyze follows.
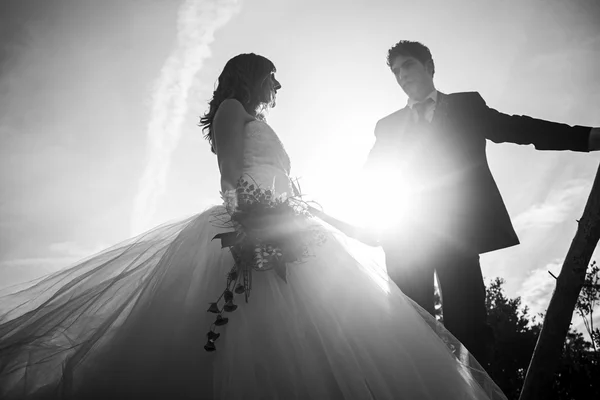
[485,278,540,399]
[575,260,600,352]
[484,272,600,399]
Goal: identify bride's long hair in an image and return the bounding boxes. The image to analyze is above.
[200,53,276,153]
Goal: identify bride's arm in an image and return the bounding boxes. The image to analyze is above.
[213,99,255,190]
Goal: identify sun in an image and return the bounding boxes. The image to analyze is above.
[311,165,418,239]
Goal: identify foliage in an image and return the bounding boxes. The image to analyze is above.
[485,278,540,400]
[575,260,600,352]
[485,266,600,400]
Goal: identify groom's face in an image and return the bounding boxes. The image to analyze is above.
[390,55,434,102]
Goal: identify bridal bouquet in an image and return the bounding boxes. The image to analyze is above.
[204,177,326,352]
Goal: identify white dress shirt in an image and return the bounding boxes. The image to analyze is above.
[407,90,438,123]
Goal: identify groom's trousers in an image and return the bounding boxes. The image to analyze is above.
[382,238,493,368]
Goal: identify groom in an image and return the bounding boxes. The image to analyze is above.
[365,40,600,367]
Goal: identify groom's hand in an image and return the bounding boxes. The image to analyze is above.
[589,128,600,151]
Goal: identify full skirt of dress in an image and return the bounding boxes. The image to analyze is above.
[0,206,507,399]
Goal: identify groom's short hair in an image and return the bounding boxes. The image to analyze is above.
[386,41,435,76]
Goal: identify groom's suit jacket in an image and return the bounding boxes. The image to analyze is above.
[366,91,591,255]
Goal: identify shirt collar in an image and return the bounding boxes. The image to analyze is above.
[407,90,438,108]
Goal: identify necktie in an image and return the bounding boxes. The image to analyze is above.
[413,97,435,124]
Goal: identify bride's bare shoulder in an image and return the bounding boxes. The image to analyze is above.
[212,99,255,162]
[215,98,254,125]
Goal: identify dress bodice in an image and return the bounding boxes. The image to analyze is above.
[240,120,293,196]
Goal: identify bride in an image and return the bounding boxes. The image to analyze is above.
[0,53,507,399]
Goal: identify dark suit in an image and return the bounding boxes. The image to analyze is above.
[366,91,591,365]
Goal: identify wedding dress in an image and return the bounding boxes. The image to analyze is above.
[0,119,507,399]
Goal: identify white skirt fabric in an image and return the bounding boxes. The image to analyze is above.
[0,206,506,399]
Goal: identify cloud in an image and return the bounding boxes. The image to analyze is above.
[518,259,562,318]
[0,241,108,290]
[513,179,590,232]
[47,241,108,258]
[518,254,600,337]
[130,0,241,235]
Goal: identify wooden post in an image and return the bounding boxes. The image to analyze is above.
[519,163,600,400]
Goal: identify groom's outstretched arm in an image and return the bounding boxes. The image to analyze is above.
[589,128,600,151]
[466,92,596,152]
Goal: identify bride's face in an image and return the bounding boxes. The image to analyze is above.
[261,72,282,107]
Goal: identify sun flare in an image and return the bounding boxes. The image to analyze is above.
[313,166,417,238]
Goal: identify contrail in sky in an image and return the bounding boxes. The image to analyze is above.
[131,0,241,235]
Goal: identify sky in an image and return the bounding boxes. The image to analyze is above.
[1,0,599,332]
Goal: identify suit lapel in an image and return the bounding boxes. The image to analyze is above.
[431,91,450,128]
[391,107,412,136]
